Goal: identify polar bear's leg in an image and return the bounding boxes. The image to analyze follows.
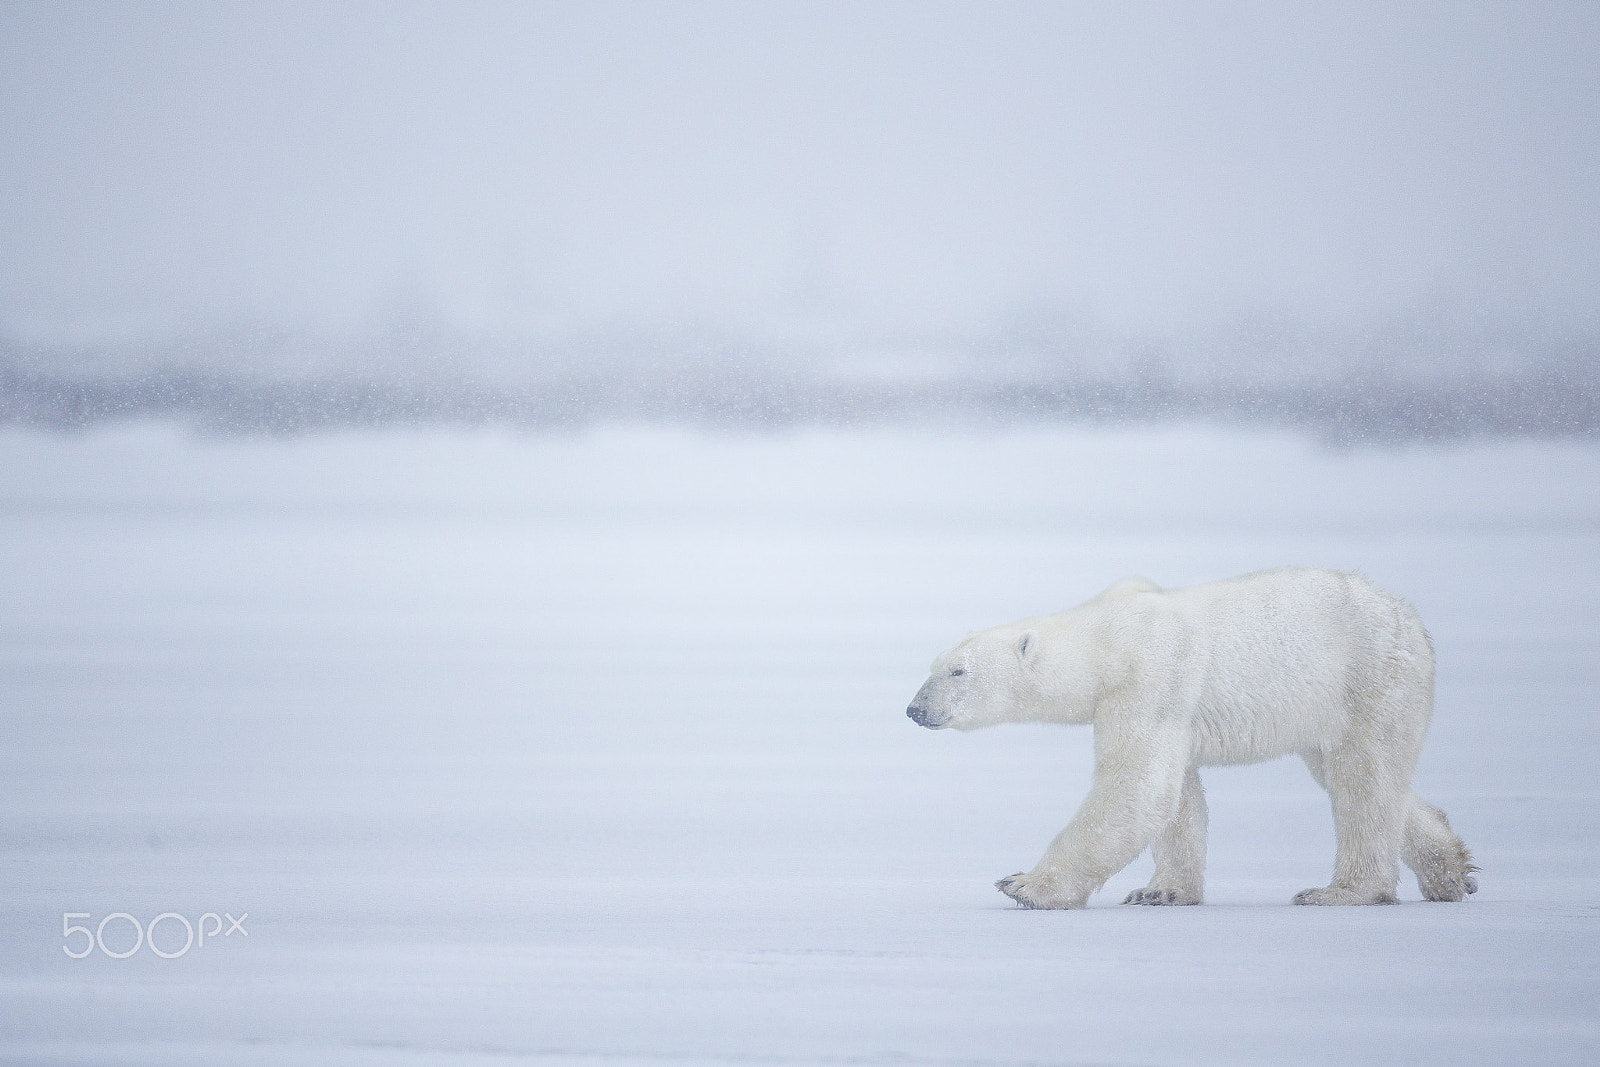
[1402,793,1478,901]
[1294,745,1408,905]
[1122,766,1206,905]
[997,722,1190,910]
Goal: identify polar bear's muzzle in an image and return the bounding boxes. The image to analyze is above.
[907,703,946,729]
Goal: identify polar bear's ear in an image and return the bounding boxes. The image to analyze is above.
[1016,630,1038,663]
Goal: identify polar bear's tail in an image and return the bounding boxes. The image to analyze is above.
[1402,793,1479,901]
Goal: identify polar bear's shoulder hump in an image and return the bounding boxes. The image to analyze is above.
[1098,576,1162,599]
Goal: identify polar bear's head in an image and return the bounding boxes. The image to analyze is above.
[906,627,1039,731]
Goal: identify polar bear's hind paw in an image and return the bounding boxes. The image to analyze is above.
[1418,865,1480,902]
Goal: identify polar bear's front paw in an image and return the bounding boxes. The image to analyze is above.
[995,872,1083,910]
[1292,885,1399,906]
[1121,887,1201,906]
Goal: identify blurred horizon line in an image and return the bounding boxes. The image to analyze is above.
[3,306,1595,444]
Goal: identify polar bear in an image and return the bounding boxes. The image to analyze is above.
[906,567,1477,908]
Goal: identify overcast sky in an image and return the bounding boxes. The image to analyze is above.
[2,1,1597,348]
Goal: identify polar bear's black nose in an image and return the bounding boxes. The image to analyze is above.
[907,705,935,728]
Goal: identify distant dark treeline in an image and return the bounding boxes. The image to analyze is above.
[2,328,1596,444]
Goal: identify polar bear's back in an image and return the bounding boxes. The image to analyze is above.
[1155,567,1433,765]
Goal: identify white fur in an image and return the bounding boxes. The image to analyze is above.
[906,566,1477,908]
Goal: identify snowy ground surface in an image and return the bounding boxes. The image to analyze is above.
[2,422,1598,1066]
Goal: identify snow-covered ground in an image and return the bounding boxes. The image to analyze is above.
[2,422,1597,1065]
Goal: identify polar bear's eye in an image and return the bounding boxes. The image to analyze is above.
[950,668,965,676]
